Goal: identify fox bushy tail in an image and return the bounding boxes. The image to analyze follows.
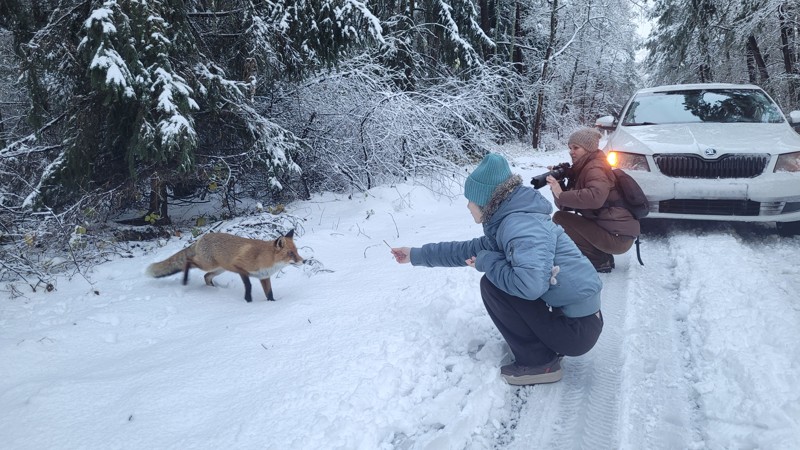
[146,247,191,278]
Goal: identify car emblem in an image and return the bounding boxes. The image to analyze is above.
[704,148,718,158]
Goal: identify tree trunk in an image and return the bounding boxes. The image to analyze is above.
[512,1,523,72]
[779,2,799,103]
[531,0,558,149]
[698,62,712,83]
[479,0,494,58]
[746,48,758,83]
[0,108,4,149]
[561,56,579,116]
[148,176,170,224]
[746,35,770,83]
[778,3,797,74]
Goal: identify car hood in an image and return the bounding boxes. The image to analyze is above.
[606,123,800,155]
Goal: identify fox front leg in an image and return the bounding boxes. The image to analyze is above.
[260,278,275,301]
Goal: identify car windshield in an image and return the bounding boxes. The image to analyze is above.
[621,89,785,125]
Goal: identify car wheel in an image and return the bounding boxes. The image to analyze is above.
[776,221,800,237]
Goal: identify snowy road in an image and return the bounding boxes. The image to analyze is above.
[500,219,800,449]
[2,151,800,449]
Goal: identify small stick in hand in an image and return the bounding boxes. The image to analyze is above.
[383,240,392,248]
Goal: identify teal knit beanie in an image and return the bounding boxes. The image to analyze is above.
[464,153,512,207]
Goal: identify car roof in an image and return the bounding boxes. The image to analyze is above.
[635,83,763,94]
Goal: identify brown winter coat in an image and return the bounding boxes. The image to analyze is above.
[554,150,640,237]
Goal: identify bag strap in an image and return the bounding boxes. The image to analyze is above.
[635,236,644,266]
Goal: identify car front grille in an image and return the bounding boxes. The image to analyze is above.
[654,154,769,178]
[658,199,761,216]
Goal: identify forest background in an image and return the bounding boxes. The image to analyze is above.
[0,0,799,289]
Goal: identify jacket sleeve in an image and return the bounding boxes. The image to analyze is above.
[474,215,554,300]
[410,237,489,267]
[558,163,612,210]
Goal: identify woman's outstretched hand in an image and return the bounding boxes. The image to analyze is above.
[391,247,411,264]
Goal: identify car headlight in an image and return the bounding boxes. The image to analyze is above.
[775,152,800,172]
[607,151,650,171]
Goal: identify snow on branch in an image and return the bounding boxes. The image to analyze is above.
[270,58,521,196]
[80,1,135,99]
[336,0,386,44]
[89,47,135,95]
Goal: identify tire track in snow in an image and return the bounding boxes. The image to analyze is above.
[499,224,800,449]
[661,227,800,447]
[500,252,633,449]
[615,233,700,449]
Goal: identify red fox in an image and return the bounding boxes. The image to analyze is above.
[146,230,305,302]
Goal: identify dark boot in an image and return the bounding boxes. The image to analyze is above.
[501,356,563,385]
[595,254,615,273]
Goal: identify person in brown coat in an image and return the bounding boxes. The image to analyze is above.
[546,127,640,272]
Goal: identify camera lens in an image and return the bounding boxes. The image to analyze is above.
[530,163,570,190]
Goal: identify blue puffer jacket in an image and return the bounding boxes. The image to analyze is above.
[410,175,602,318]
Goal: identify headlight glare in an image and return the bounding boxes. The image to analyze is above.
[607,151,650,171]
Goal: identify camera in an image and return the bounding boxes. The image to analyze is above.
[530,162,571,189]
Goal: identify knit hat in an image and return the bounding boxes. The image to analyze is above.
[568,127,602,152]
[464,153,512,207]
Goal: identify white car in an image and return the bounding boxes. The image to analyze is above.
[596,83,800,236]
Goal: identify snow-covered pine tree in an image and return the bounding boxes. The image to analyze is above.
[26,0,198,223]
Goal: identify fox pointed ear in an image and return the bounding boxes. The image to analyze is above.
[285,229,295,238]
[275,236,285,249]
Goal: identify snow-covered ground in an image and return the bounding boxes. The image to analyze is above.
[2,144,800,449]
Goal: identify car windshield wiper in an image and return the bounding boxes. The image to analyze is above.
[622,121,659,126]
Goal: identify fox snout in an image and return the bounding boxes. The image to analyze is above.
[285,249,305,266]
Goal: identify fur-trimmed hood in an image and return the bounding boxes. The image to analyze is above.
[481,175,553,226]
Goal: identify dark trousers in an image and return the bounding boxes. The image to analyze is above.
[480,276,603,366]
[553,211,634,268]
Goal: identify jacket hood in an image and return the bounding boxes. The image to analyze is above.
[482,175,553,231]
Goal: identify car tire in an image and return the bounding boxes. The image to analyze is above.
[776,221,800,237]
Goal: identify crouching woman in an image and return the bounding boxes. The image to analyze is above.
[391,153,603,385]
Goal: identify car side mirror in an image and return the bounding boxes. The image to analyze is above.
[789,111,800,134]
[595,115,617,131]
